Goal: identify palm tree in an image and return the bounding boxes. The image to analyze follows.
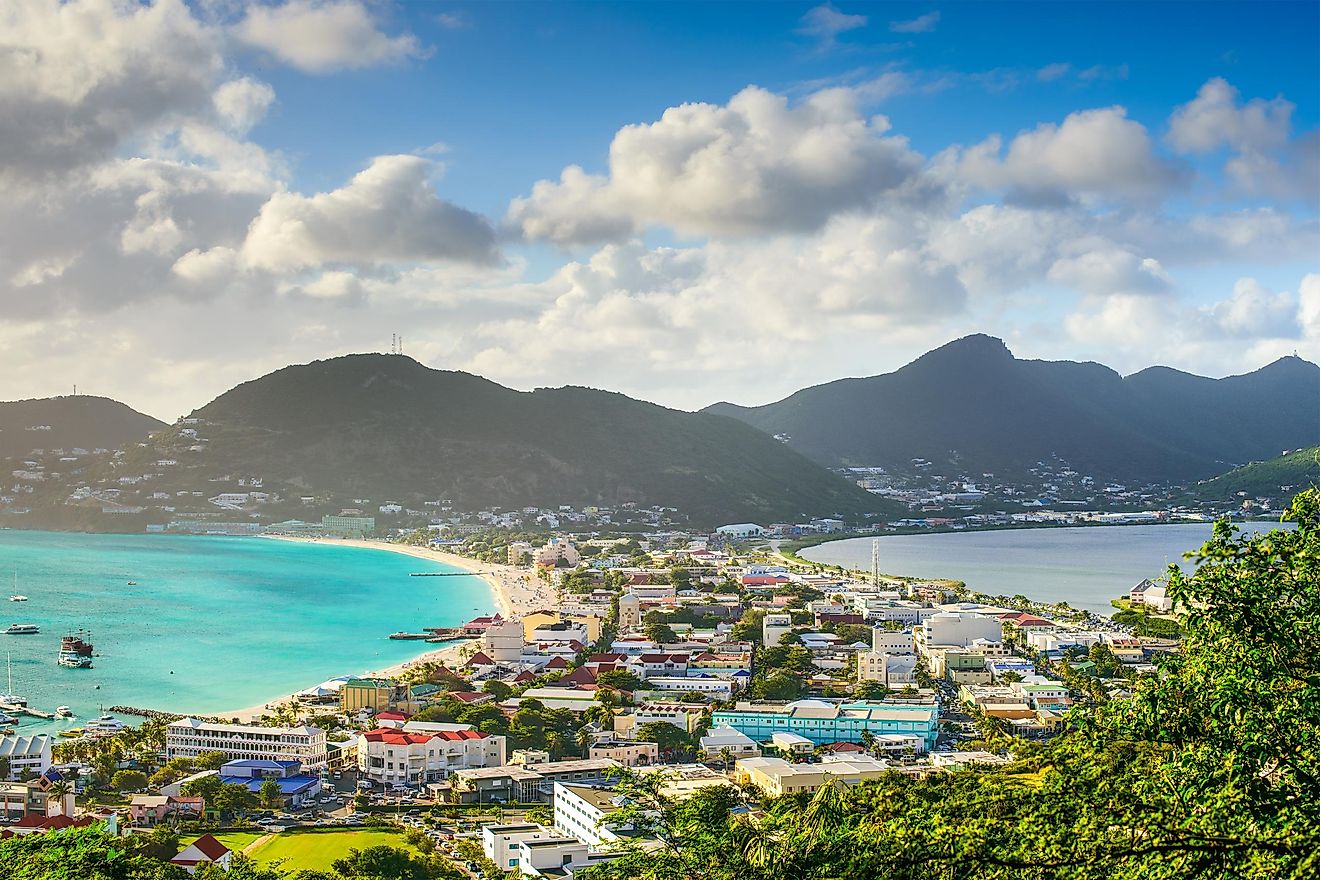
[719,747,734,774]
[574,725,593,756]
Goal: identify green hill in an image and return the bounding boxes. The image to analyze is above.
[65,354,894,526]
[0,396,164,460]
[1192,446,1320,502]
[705,335,1320,484]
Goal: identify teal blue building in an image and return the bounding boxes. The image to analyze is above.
[710,699,938,751]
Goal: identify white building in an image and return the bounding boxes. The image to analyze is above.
[643,677,736,699]
[872,629,915,653]
[771,732,815,756]
[919,612,1003,650]
[699,725,762,760]
[735,754,890,797]
[715,523,766,539]
[1130,579,1175,613]
[358,727,505,787]
[763,613,793,647]
[0,735,51,781]
[857,651,917,686]
[166,718,327,770]
[483,619,526,663]
[553,782,626,847]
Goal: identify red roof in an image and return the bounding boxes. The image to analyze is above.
[465,652,496,666]
[376,710,410,721]
[585,653,627,664]
[513,670,536,682]
[13,814,96,830]
[191,834,232,861]
[432,729,486,741]
[636,653,687,663]
[544,656,569,669]
[821,741,866,753]
[362,728,435,745]
[448,691,492,703]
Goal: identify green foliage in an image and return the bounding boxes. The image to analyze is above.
[0,825,184,880]
[112,770,149,792]
[259,778,284,809]
[596,669,644,691]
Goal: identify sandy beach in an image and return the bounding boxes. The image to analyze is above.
[210,537,558,722]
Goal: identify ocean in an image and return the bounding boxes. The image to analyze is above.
[0,531,493,736]
[798,520,1293,616]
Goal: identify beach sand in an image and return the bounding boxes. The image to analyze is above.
[209,537,558,722]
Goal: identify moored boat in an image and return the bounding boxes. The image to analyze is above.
[55,705,73,717]
[7,596,27,602]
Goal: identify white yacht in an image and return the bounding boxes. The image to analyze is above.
[7,596,27,602]
[55,706,73,718]
[84,715,128,737]
[5,624,39,635]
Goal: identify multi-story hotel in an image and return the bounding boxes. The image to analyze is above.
[711,699,938,752]
[357,727,506,788]
[165,718,328,770]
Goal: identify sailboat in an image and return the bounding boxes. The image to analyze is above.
[8,572,27,602]
[0,652,26,706]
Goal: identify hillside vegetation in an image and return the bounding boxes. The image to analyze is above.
[1193,445,1320,501]
[0,396,164,460]
[706,334,1320,483]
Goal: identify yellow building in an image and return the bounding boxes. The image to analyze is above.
[521,610,602,643]
[734,755,890,797]
[340,678,410,713]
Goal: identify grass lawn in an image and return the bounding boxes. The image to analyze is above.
[182,832,265,854]
[247,830,414,872]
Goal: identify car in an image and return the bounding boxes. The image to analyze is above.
[257,817,275,825]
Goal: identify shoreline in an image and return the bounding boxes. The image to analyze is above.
[204,537,555,723]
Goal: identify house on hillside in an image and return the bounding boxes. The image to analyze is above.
[169,834,233,874]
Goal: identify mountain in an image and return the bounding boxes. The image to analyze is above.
[0,396,165,460]
[1191,446,1320,502]
[705,335,1320,484]
[90,354,893,525]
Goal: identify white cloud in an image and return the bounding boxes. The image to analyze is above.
[1047,249,1171,297]
[213,77,276,133]
[798,4,868,48]
[956,106,1185,203]
[239,155,499,272]
[1167,77,1293,154]
[0,0,222,179]
[890,12,940,33]
[507,85,925,244]
[233,0,426,74]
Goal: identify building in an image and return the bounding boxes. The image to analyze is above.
[0,780,73,820]
[712,699,938,752]
[856,651,918,687]
[321,514,375,538]
[339,678,413,713]
[129,795,205,826]
[166,718,327,770]
[642,676,736,699]
[169,834,233,875]
[735,754,890,797]
[507,542,535,566]
[1129,579,1174,613]
[217,759,323,808]
[587,740,659,767]
[771,731,815,756]
[522,610,602,644]
[715,523,766,539]
[483,619,526,663]
[699,725,762,760]
[450,758,621,804]
[358,727,505,787]
[483,823,622,877]
[0,735,51,781]
[612,703,707,738]
[617,593,641,632]
[763,613,793,647]
[483,823,554,870]
[535,538,581,568]
[917,612,1003,650]
[553,782,627,847]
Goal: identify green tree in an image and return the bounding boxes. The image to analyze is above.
[258,777,283,809]
[111,769,148,792]
[331,844,434,880]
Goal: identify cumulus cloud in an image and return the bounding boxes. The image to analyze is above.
[0,0,222,180]
[232,0,426,73]
[507,85,924,244]
[239,155,499,272]
[1167,78,1293,154]
[213,77,276,133]
[956,106,1185,203]
[890,11,940,33]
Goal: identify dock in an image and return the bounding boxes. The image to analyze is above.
[388,633,432,640]
[0,703,55,719]
[409,571,489,577]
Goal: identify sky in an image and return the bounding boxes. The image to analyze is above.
[1,0,1317,421]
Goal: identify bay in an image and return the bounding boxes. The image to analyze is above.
[0,531,493,736]
[798,521,1292,616]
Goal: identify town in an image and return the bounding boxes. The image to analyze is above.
[0,529,1182,876]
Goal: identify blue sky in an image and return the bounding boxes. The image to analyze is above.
[0,1,1316,418]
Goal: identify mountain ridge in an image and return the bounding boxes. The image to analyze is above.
[704,335,1320,483]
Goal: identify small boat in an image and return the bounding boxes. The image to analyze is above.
[0,714,17,725]
[55,706,73,718]
[5,624,38,635]
[57,652,93,669]
[127,581,137,586]
[58,728,84,738]
[7,596,27,602]
[84,714,127,737]
[0,653,25,706]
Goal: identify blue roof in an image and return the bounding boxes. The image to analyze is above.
[223,759,300,770]
[219,774,320,796]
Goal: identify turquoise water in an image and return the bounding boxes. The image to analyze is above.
[0,532,494,735]
[799,521,1293,616]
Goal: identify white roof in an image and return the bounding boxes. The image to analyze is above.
[0,735,51,758]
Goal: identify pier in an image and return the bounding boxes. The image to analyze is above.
[409,571,489,577]
[0,703,55,719]
[107,706,184,722]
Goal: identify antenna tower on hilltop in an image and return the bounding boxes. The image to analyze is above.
[389,333,405,355]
